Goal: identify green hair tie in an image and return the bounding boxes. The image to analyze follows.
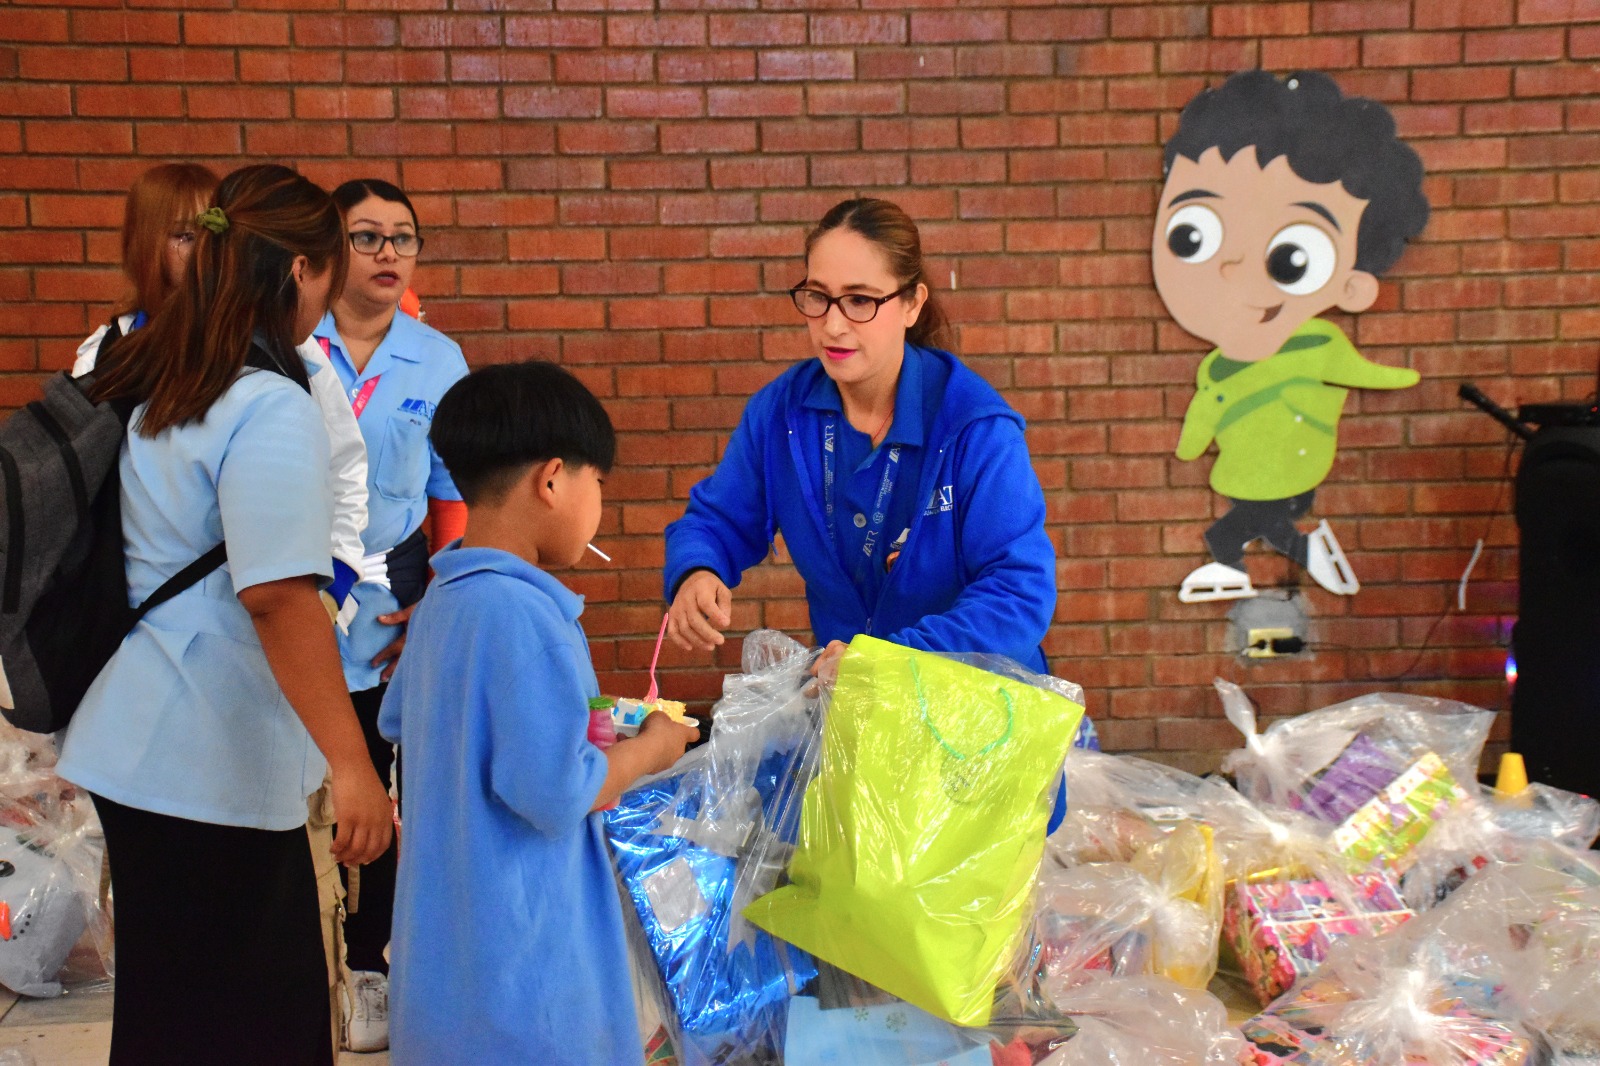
[195,206,229,234]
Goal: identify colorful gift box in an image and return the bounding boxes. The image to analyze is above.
[1223,871,1413,1006]
[1294,733,1407,824]
[612,697,693,737]
[1331,751,1469,872]
[1238,1007,1534,1066]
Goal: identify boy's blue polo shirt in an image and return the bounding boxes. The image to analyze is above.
[313,310,469,691]
[58,370,333,830]
[378,545,640,1066]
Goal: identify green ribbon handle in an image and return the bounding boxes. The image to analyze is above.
[909,659,1014,761]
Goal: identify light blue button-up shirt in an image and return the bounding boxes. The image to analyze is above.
[58,369,334,831]
[312,310,468,691]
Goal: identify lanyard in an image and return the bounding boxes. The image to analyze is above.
[822,419,901,565]
[318,336,381,419]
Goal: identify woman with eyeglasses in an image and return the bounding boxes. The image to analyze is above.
[664,197,1059,683]
[310,177,468,1053]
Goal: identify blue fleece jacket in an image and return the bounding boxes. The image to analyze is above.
[664,344,1057,671]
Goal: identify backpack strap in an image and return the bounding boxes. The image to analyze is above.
[130,543,227,625]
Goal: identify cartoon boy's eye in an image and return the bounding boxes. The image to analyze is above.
[1265,223,1337,296]
[1164,204,1224,264]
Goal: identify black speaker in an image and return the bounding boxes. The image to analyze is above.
[1511,425,1600,799]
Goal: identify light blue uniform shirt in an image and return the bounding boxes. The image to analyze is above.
[379,546,637,1066]
[313,311,468,691]
[58,370,334,831]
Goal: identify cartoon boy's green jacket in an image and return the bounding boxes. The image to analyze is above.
[1176,318,1418,501]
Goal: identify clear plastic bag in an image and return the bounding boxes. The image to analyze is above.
[1217,680,1492,874]
[744,635,1085,1027]
[605,630,823,1066]
[1043,748,1221,869]
[1033,976,1242,1066]
[0,720,112,998]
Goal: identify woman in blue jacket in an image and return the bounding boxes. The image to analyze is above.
[664,198,1057,678]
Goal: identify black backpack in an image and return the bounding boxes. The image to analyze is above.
[0,343,306,733]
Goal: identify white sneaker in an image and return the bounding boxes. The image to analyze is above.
[341,969,389,1052]
[1305,520,1360,595]
[1179,562,1256,603]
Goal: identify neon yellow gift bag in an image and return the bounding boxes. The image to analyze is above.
[743,636,1084,1026]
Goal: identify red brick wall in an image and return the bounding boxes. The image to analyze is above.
[4,2,1596,768]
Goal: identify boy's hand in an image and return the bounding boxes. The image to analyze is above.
[371,601,419,681]
[639,710,699,773]
[667,570,731,652]
[329,761,394,867]
[810,640,849,683]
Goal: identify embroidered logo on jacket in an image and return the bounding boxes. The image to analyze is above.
[923,485,954,515]
[398,398,436,419]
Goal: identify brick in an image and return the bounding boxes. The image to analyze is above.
[710,156,806,189]
[187,87,290,120]
[908,10,1005,43]
[1515,0,1600,22]
[184,12,289,46]
[291,14,396,47]
[757,50,853,82]
[1413,66,1512,101]
[659,50,756,84]
[858,48,956,81]
[607,86,704,119]
[1109,5,1208,37]
[505,15,604,48]
[554,52,654,84]
[609,226,709,260]
[1310,1,1412,31]
[74,10,181,43]
[610,158,706,191]
[809,152,907,187]
[1010,8,1108,41]
[135,121,242,156]
[660,120,757,155]
[506,228,606,262]
[240,50,343,84]
[1057,41,1154,77]
[1415,0,1513,25]
[1211,3,1309,35]
[5,10,70,41]
[1010,79,1105,114]
[810,13,906,46]
[448,52,551,84]
[708,13,803,46]
[1515,64,1600,98]
[1363,32,1464,67]
[17,47,127,82]
[707,85,802,118]
[556,121,657,155]
[807,84,902,117]
[294,87,394,120]
[504,86,602,119]
[1464,26,1563,62]
[23,120,132,154]
[1261,36,1361,68]
[606,14,707,48]
[909,82,1004,116]
[130,47,235,82]
[398,15,500,47]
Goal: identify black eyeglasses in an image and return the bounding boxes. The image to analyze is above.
[349,231,424,258]
[790,283,913,324]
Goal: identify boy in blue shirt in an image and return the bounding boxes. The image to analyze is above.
[379,361,698,1066]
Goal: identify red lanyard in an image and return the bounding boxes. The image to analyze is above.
[318,336,381,419]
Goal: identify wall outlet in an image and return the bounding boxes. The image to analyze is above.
[1245,627,1297,658]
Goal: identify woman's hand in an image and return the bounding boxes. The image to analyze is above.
[371,601,419,681]
[667,570,732,652]
[810,640,849,684]
[328,760,394,867]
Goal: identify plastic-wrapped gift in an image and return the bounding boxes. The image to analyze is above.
[1032,976,1242,1066]
[1223,869,1413,1006]
[1217,680,1493,820]
[605,631,822,1065]
[745,636,1085,1027]
[1331,750,1470,872]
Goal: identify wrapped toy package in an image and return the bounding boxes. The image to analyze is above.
[1217,681,1491,874]
[606,631,821,1065]
[744,635,1085,1027]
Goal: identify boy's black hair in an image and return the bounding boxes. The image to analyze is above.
[331,177,419,229]
[431,360,616,505]
[1162,70,1428,276]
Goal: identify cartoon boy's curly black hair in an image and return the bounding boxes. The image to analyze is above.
[1162,70,1428,276]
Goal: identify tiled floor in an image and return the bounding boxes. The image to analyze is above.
[0,986,388,1065]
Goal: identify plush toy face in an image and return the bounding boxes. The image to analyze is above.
[0,835,88,997]
[1152,146,1380,363]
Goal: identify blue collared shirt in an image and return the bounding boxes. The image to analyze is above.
[58,370,334,830]
[313,310,469,690]
[379,545,638,1066]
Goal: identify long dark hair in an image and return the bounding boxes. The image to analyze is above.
[804,198,951,350]
[92,164,347,436]
[331,177,419,228]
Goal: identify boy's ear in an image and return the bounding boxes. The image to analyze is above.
[533,456,565,505]
[1337,270,1380,314]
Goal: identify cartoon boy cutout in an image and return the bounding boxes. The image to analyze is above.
[1153,71,1429,603]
